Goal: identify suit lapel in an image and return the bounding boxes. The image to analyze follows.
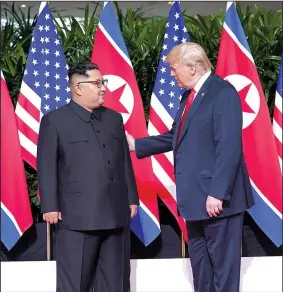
[172,91,189,151]
[175,74,214,148]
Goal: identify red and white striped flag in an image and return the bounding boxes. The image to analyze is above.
[15,2,71,170]
[147,2,190,241]
[273,56,282,173]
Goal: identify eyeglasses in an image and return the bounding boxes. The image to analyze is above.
[77,79,108,88]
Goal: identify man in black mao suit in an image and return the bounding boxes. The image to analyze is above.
[37,62,139,292]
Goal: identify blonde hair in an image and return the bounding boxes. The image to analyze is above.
[166,42,211,73]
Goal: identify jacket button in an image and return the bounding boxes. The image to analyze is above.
[102,144,106,148]
[108,160,111,164]
[97,129,100,133]
[111,177,114,181]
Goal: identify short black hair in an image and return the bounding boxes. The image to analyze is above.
[68,62,99,81]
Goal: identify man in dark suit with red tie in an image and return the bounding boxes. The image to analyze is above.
[126,43,255,292]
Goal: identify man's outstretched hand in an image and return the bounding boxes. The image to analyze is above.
[125,131,135,151]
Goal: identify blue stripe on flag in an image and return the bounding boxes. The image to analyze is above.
[248,186,282,247]
[225,3,252,55]
[99,2,129,59]
[1,208,21,250]
[130,206,160,246]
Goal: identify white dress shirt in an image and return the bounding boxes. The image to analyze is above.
[181,71,212,117]
[192,70,211,100]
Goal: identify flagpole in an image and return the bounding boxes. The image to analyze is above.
[45,0,52,262]
[181,232,185,257]
[42,0,51,262]
[47,222,51,260]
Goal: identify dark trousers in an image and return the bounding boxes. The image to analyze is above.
[186,212,244,292]
[56,227,129,292]
[93,224,131,292]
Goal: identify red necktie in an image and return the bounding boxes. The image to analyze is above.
[177,88,196,143]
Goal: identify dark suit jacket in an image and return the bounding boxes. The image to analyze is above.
[136,74,255,221]
[37,100,139,230]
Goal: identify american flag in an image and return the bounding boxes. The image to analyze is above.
[147,2,190,240]
[15,1,71,170]
[273,56,282,173]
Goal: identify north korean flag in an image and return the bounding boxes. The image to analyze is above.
[91,2,160,245]
[216,2,282,246]
[1,71,33,250]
